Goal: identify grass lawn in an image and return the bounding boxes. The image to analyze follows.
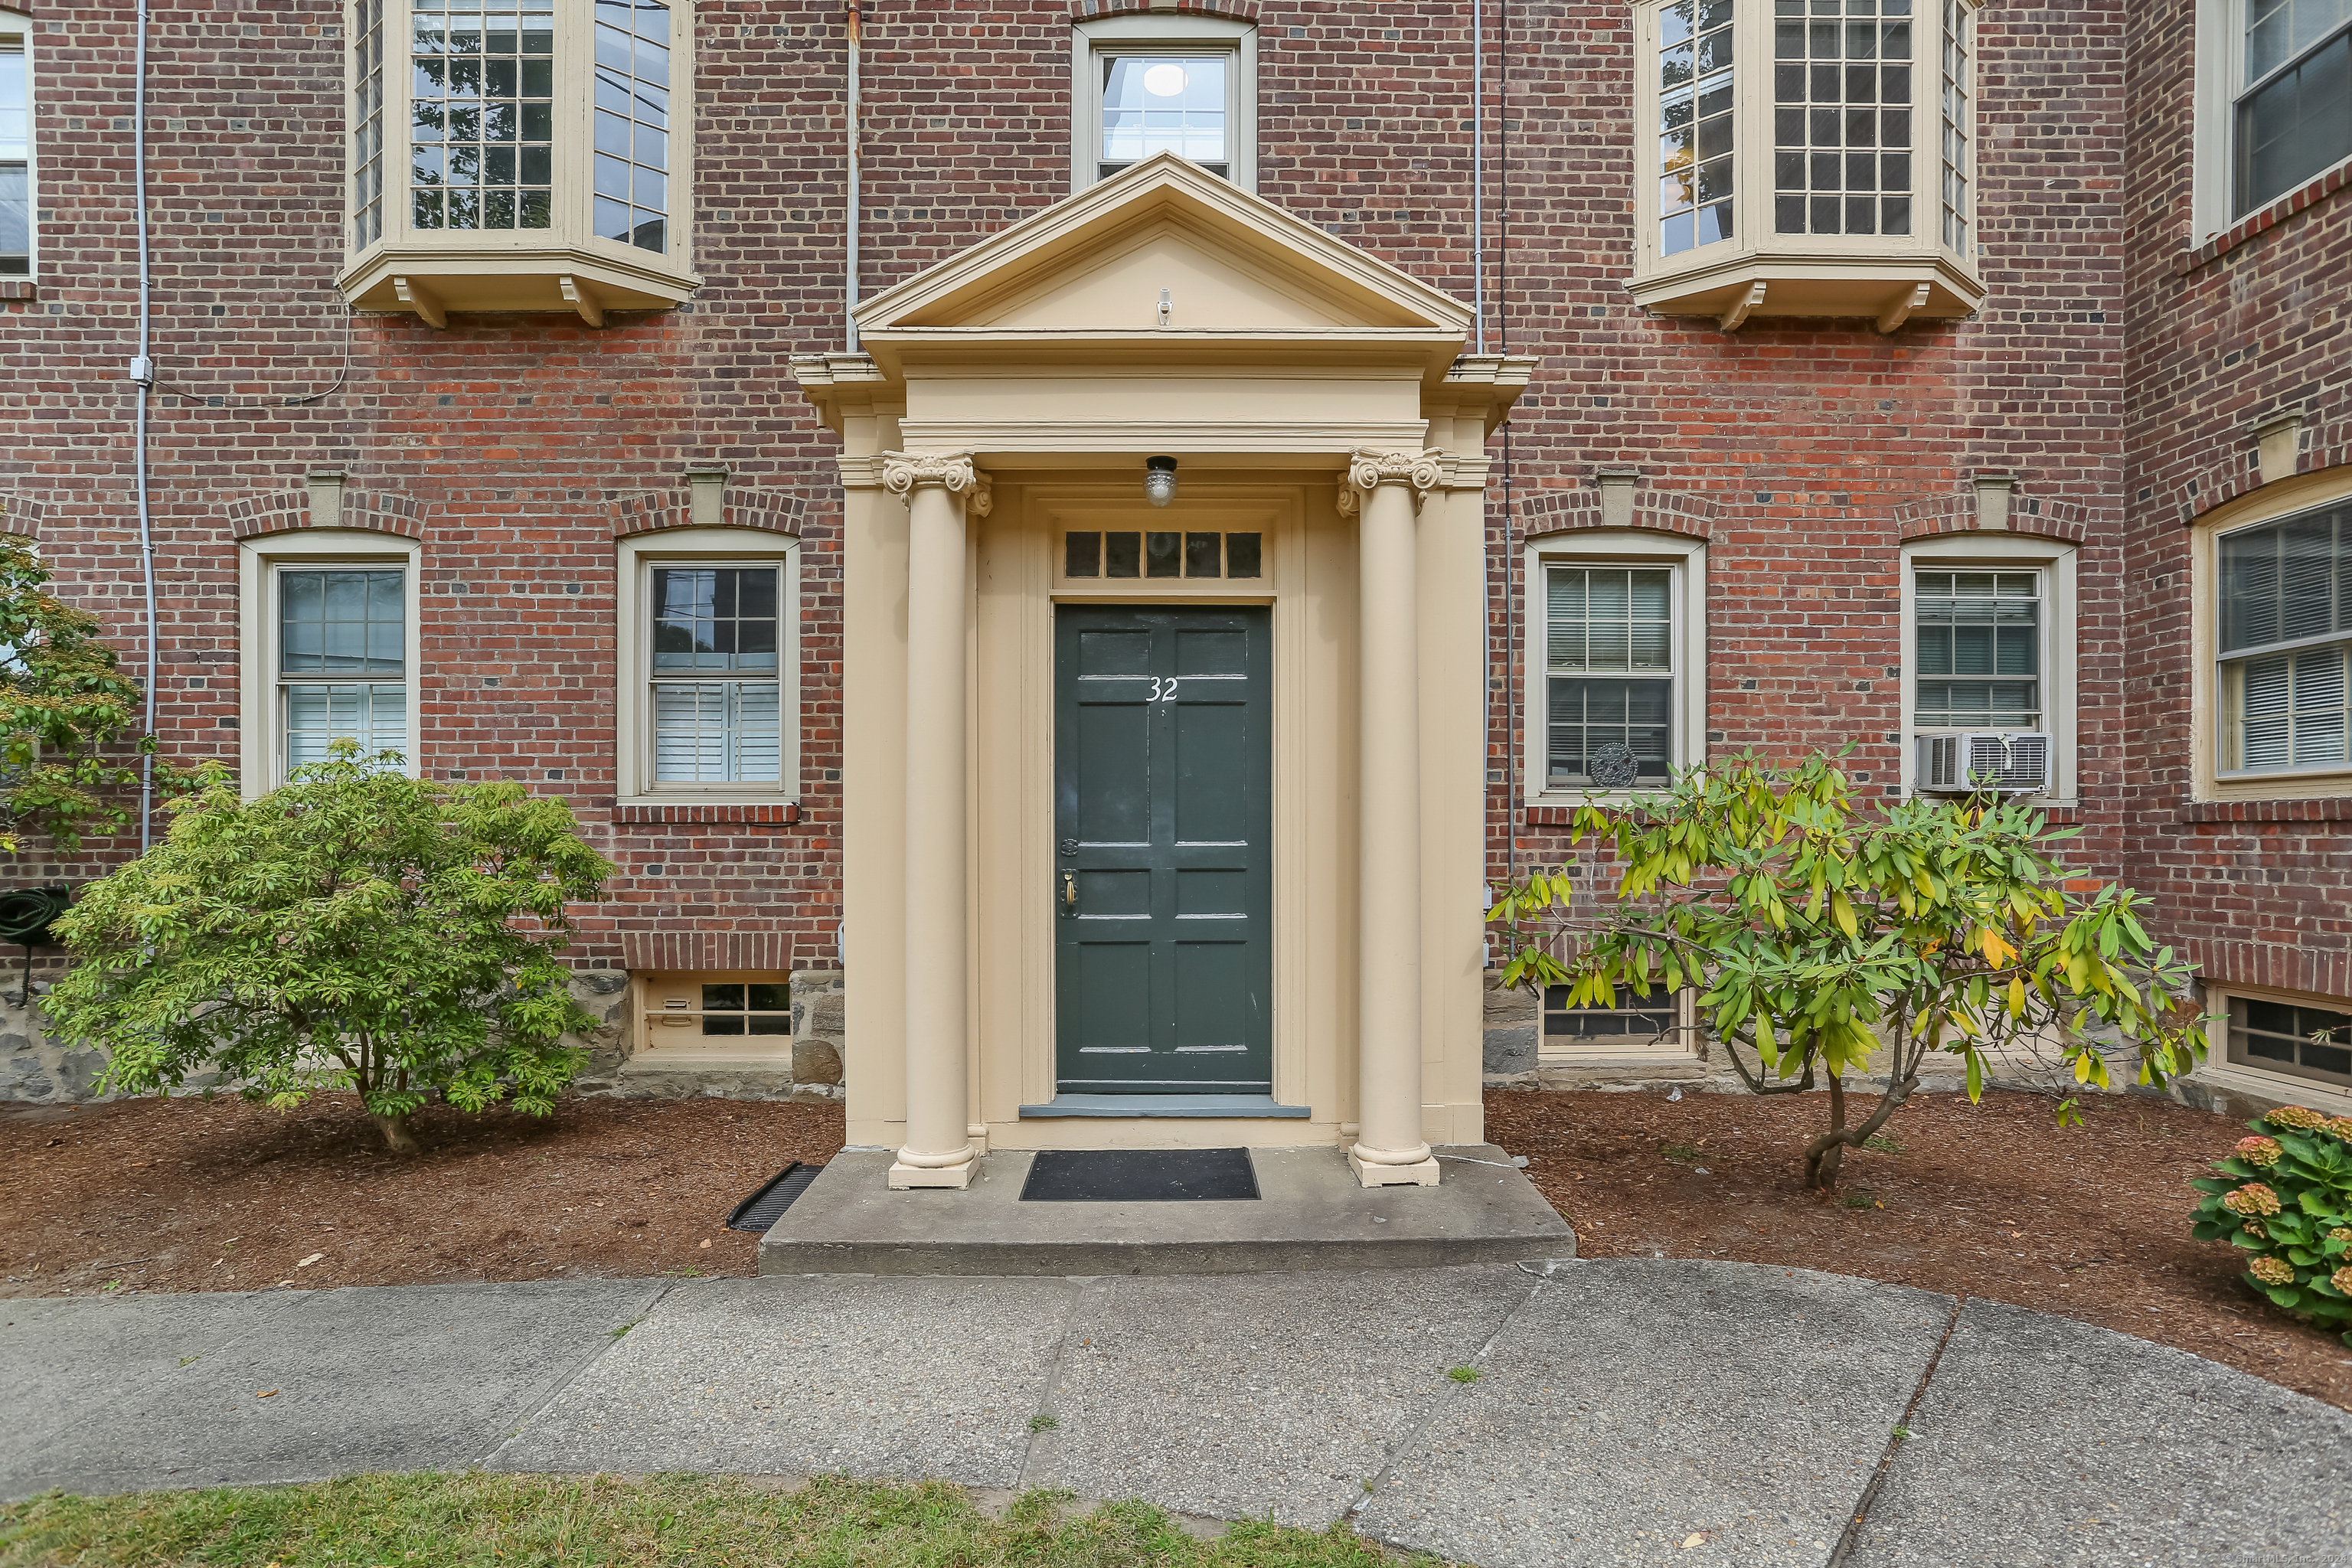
[0,1472,1442,1568]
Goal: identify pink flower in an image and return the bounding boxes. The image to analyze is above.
[2249,1256,2295,1285]
[2327,1118,2352,1142]
[2265,1106,2328,1131]
[2235,1136,2283,1167]
[2223,1184,2282,1217]
[2242,1220,2268,1240]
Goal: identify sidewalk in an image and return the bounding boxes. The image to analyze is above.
[2,1260,2344,1566]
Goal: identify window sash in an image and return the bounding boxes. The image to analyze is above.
[651,680,781,785]
[1913,567,2041,730]
[1096,50,1234,178]
[2223,641,2352,773]
[283,682,410,771]
[0,34,28,275]
[2232,5,2352,214]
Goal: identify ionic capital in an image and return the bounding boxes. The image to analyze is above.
[880,450,987,511]
[1337,447,1446,515]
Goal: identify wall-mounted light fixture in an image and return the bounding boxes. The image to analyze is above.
[1144,455,1178,508]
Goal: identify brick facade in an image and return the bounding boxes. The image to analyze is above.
[2,0,2348,1078]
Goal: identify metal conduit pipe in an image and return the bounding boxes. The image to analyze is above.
[129,0,159,852]
[845,0,861,353]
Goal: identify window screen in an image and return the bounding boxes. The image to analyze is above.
[1914,570,2040,731]
[2220,502,2352,773]
[1547,566,1674,789]
[650,565,783,786]
[2235,0,2352,215]
[1773,0,1915,239]
[1100,54,1228,180]
[1659,0,1735,256]
[278,568,407,773]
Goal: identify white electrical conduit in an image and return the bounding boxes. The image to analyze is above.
[845,1,861,353]
[130,0,158,851]
[1473,0,1485,356]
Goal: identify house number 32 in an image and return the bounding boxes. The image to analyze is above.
[1145,677,1181,702]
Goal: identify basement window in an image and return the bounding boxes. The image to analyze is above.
[635,972,793,1063]
[1629,0,1984,330]
[338,0,699,327]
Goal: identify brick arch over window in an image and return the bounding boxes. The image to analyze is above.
[1895,490,2088,544]
[224,488,425,541]
[1516,482,1717,544]
[2174,411,2349,525]
[1070,0,1260,19]
[607,485,806,539]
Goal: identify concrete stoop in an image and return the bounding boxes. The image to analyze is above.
[756,1144,1575,1276]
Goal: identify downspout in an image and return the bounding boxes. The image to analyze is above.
[129,0,158,851]
[1472,0,1485,355]
[1500,0,1516,887]
[845,0,861,352]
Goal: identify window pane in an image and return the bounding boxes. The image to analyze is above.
[593,0,672,248]
[1776,0,1914,236]
[1661,1,1735,253]
[411,0,550,232]
[2220,503,2351,653]
[1102,54,1227,167]
[1066,531,1102,578]
[285,682,407,770]
[1547,676,1674,787]
[1226,532,1262,579]
[2238,29,2352,214]
[651,567,779,672]
[281,570,404,675]
[746,982,790,1011]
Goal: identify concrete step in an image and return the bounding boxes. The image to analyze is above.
[756,1145,1576,1276]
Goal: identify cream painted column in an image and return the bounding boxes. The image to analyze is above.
[881,451,990,1191]
[1340,449,1445,1187]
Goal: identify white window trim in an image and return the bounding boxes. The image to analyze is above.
[1070,12,1257,196]
[1637,1,1984,293]
[0,9,33,282]
[2193,0,2352,241]
[629,968,795,1068]
[2190,468,2352,799]
[1540,985,1702,1063]
[615,527,800,806]
[2198,980,2352,1115]
[1522,529,1708,806]
[237,529,423,797]
[1898,533,2078,805]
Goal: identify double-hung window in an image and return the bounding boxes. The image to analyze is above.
[2236,0,2352,215]
[616,529,799,805]
[2217,500,2352,776]
[1527,534,1706,799]
[1632,0,1983,328]
[240,531,421,793]
[1900,536,2076,800]
[1072,13,1256,193]
[1913,570,2041,733]
[1,11,30,278]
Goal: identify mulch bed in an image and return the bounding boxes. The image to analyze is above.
[0,1095,841,1297]
[1486,1083,2352,1413]
[5,1083,2344,1414]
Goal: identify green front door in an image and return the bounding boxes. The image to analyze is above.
[1054,604,1272,1096]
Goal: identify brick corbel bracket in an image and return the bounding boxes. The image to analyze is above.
[607,478,806,539]
[1517,469,1717,542]
[225,479,426,541]
[1070,0,1261,18]
[0,485,44,541]
[1895,479,2086,544]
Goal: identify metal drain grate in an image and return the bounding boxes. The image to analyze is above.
[724,1162,821,1233]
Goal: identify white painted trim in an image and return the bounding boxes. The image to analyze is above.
[236,528,423,797]
[1,11,36,283]
[2189,468,2352,799]
[613,526,801,807]
[1070,13,1256,197]
[1521,528,1708,806]
[2200,979,2352,1107]
[1897,531,2079,805]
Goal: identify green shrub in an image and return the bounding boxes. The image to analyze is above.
[2189,1106,2352,1344]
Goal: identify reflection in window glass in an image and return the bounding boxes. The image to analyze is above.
[1914,570,2040,730]
[0,24,28,275]
[354,0,387,247]
[1660,0,1735,255]
[1773,0,1915,238]
[593,0,671,253]
[410,0,555,232]
[1940,0,1971,250]
[1101,54,1228,178]
[1547,567,1674,788]
[699,981,792,1037]
[278,569,407,773]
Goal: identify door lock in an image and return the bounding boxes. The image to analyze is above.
[1061,871,1079,912]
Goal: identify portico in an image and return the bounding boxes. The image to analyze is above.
[791,153,1533,1191]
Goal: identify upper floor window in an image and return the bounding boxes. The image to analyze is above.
[1,11,30,277]
[2218,500,2352,776]
[1900,534,2078,802]
[2236,0,2352,214]
[1632,0,1983,331]
[337,0,696,328]
[1071,13,1256,194]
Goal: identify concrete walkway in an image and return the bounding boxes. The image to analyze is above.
[2,1261,2344,1566]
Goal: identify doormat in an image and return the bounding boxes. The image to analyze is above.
[724,1163,822,1233]
[1018,1147,1260,1202]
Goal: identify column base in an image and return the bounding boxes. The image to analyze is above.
[1348,1152,1442,1187]
[887,1155,979,1190]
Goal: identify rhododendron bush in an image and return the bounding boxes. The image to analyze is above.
[2191,1105,2352,1345]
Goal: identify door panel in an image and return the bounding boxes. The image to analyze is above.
[1055,604,1272,1095]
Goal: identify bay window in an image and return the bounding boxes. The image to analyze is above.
[1632,0,1984,330]
[339,0,697,327]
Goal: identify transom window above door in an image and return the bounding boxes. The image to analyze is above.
[1062,531,1261,581]
[1072,13,1256,193]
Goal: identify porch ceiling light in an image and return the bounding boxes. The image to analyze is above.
[1144,456,1178,508]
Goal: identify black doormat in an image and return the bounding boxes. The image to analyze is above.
[724,1162,822,1233]
[1018,1147,1260,1202]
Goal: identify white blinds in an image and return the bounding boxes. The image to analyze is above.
[653,681,779,783]
[2223,503,2352,773]
[286,683,407,769]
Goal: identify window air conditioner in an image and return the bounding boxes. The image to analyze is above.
[1914,731,2051,795]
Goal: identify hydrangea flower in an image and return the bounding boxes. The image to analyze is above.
[2249,1256,2295,1285]
[2331,1228,2352,1246]
[2336,1266,2352,1295]
[2327,1117,2352,1142]
[2243,1220,2268,1239]
[2235,1135,2283,1167]
[2223,1184,2283,1217]
[2265,1106,2328,1131]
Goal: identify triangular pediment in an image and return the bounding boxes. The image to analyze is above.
[856,152,1472,338]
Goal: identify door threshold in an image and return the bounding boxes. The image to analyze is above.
[1019,1093,1312,1119]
